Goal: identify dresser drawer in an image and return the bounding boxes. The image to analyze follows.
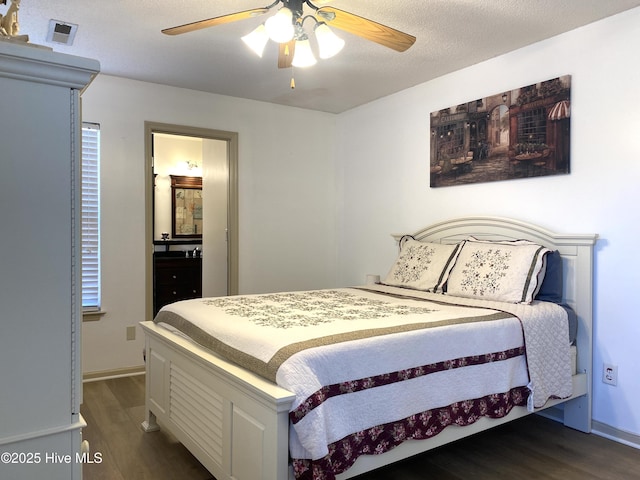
[154,256,202,314]
[156,266,197,285]
[156,284,201,303]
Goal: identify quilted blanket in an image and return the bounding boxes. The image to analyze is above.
[155,285,572,478]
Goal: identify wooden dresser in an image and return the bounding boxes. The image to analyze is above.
[154,255,203,315]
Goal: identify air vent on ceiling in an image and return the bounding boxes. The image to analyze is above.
[46,20,78,46]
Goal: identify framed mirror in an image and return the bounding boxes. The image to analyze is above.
[171,175,203,238]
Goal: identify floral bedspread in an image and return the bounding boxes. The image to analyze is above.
[155,285,571,480]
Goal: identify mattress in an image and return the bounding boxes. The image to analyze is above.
[154,284,573,478]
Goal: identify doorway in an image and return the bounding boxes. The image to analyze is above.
[145,122,239,321]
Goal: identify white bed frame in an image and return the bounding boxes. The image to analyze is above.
[140,216,597,480]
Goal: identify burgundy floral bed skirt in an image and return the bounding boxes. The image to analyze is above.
[292,386,529,480]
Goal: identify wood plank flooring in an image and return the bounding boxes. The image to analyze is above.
[81,376,640,480]
[81,375,212,480]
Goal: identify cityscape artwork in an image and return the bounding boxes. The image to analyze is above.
[430,75,571,187]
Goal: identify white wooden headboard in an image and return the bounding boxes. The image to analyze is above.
[392,216,598,430]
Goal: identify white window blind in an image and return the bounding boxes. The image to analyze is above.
[82,123,101,310]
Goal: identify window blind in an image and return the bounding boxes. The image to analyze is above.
[82,123,101,310]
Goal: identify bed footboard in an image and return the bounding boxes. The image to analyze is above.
[140,321,295,480]
[141,320,589,480]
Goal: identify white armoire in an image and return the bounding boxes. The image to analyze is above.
[0,42,99,479]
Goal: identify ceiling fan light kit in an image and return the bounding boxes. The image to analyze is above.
[291,35,316,67]
[314,22,344,59]
[241,23,269,57]
[264,6,295,43]
[163,0,416,85]
[249,3,340,67]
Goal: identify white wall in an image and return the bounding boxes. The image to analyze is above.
[80,76,338,374]
[336,8,640,438]
[152,133,204,240]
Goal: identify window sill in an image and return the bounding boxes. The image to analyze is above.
[83,310,106,322]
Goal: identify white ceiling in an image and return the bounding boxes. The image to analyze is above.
[15,0,640,113]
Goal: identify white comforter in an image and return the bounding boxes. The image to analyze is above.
[157,284,572,462]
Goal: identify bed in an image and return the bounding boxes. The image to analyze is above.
[140,216,597,480]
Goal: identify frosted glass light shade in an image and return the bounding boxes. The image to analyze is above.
[265,7,294,43]
[241,24,269,57]
[314,23,345,59]
[292,38,317,67]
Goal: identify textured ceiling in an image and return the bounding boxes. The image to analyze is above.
[14,0,640,113]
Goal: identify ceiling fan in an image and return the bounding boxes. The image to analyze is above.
[162,0,416,72]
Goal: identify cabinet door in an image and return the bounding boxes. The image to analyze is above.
[0,78,75,436]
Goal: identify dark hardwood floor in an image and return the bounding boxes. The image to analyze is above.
[81,376,640,480]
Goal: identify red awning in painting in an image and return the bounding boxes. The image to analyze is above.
[548,100,570,120]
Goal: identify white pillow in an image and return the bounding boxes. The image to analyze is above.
[383,238,462,293]
[446,237,550,304]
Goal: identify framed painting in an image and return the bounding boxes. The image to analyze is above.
[430,75,571,187]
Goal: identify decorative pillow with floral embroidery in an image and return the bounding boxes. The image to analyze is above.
[382,238,462,293]
[446,237,550,304]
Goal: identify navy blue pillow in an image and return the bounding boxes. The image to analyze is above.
[536,250,563,303]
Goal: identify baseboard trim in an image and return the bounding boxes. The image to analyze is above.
[537,407,640,450]
[0,415,86,446]
[592,420,640,450]
[83,365,145,382]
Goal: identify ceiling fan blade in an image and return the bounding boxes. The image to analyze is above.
[278,41,295,68]
[317,6,415,52]
[162,8,270,36]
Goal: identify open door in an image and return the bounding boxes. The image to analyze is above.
[145,122,238,321]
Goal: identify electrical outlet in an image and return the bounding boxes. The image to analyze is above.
[603,363,618,386]
[126,325,136,341]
